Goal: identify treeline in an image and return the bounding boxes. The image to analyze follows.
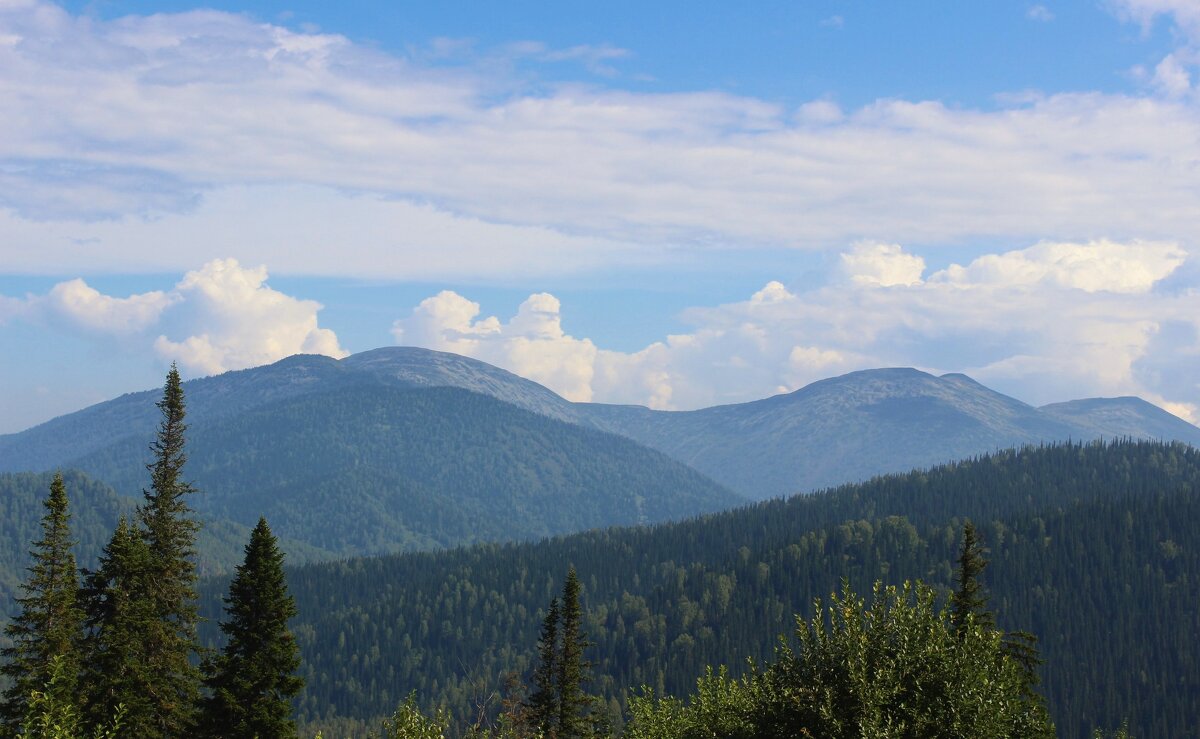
[251,440,1199,737]
[1,368,304,738]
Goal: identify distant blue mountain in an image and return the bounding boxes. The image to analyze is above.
[3,347,1197,506]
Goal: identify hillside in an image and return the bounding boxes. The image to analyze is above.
[63,385,739,556]
[214,441,1200,738]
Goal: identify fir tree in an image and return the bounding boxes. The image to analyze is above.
[556,567,593,739]
[80,516,157,737]
[949,521,994,636]
[200,517,303,739]
[0,472,84,733]
[526,597,561,736]
[138,364,204,736]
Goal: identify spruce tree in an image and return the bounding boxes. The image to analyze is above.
[200,517,303,739]
[526,597,561,736]
[556,567,593,738]
[80,516,157,736]
[0,472,84,732]
[949,521,994,637]
[138,363,204,735]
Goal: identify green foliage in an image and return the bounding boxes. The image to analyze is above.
[78,517,156,735]
[201,517,303,739]
[382,693,451,739]
[133,364,204,736]
[0,472,130,614]
[527,598,560,736]
[556,568,592,738]
[628,580,1053,739]
[625,667,759,739]
[1,473,84,732]
[949,520,993,635]
[15,656,124,739]
[767,581,1052,738]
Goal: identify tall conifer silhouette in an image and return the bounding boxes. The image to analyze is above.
[0,472,84,731]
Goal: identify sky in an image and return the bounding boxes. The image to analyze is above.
[1,0,1199,433]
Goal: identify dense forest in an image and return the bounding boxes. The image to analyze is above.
[224,440,1199,737]
[0,471,333,610]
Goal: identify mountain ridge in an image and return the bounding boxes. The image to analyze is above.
[3,347,1198,501]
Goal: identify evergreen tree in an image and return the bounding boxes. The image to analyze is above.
[950,521,994,636]
[526,597,561,736]
[0,472,84,733]
[556,567,592,739]
[134,364,205,736]
[80,516,157,736]
[200,517,303,739]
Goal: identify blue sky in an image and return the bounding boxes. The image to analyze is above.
[2,0,1199,433]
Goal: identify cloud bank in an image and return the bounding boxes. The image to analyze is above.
[393,239,1200,421]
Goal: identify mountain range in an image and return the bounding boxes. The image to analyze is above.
[1,346,1197,561]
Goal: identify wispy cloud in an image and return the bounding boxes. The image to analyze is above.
[0,1,1197,279]
[1027,5,1055,22]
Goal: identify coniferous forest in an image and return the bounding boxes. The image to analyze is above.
[2,372,1198,737]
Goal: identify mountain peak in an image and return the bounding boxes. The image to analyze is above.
[341,346,579,422]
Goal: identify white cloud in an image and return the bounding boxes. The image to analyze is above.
[840,242,926,287]
[393,291,597,401]
[1152,54,1193,97]
[41,278,175,334]
[930,239,1187,293]
[155,259,347,375]
[1112,0,1200,38]
[391,239,1199,420]
[0,2,1198,278]
[1113,1,1199,96]
[6,259,346,376]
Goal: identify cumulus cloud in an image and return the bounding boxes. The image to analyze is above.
[0,2,1199,278]
[392,239,1199,420]
[8,259,346,376]
[930,239,1187,293]
[154,259,347,375]
[41,279,175,334]
[393,291,597,401]
[839,242,926,287]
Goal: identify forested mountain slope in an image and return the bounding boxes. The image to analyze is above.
[5,348,1196,504]
[65,386,739,556]
[219,441,1200,738]
[1039,395,1200,441]
[0,471,331,612]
